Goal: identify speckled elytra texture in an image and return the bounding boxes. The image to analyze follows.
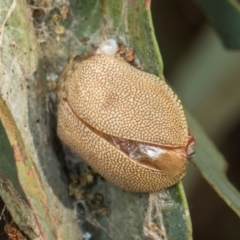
[57,54,190,192]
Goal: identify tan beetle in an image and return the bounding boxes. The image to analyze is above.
[57,39,195,192]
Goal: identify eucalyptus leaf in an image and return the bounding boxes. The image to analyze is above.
[63,0,192,239]
[187,112,240,217]
[0,0,81,239]
[194,0,240,49]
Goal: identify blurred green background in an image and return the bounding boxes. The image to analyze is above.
[151,0,240,239]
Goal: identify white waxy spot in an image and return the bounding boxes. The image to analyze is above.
[139,144,166,160]
[83,232,92,240]
[96,39,118,56]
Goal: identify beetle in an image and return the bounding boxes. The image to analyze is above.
[57,40,195,192]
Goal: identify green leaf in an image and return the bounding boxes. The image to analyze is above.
[1,0,193,239]
[0,100,38,239]
[194,0,240,49]
[64,0,192,239]
[0,0,82,239]
[187,112,240,217]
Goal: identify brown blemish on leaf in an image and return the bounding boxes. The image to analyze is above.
[60,5,69,21]
[145,0,151,10]
[4,222,25,240]
[12,145,25,162]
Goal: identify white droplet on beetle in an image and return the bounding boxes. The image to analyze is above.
[57,39,195,192]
